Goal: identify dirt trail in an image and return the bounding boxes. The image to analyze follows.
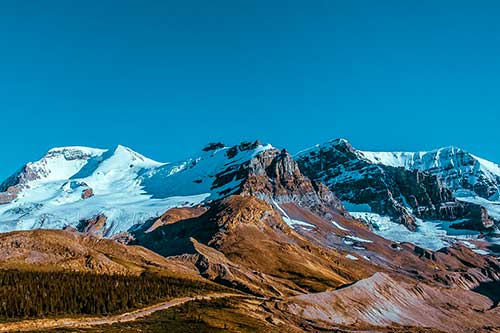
[0,293,240,332]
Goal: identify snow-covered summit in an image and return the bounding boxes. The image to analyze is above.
[0,141,275,236]
[140,141,275,199]
[47,146,107,156]
[297,138,500,200]
[358,145,500,200]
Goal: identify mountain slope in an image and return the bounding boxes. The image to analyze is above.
[361,146,500,199]
[0,142,278,236]
[131,149,372,296]
[0,228,199,277]
[1,140,500,332]
[296,139,494,232]
[282,272,499,332]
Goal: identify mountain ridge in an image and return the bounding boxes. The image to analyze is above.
[2,139,500,331]
[1,138,500,246]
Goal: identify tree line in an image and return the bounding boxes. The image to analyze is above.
[0,269,224,320]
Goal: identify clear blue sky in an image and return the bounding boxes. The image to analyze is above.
[0,0,499,178]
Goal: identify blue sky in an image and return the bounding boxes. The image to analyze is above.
[0,0,499,178]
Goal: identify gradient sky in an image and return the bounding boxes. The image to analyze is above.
[0,0,499,178]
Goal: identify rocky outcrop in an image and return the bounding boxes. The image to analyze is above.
[0,147,104,206]
[81,188,94,199]
[362,146,500,200]
[210,141,347,219]
[0,147,103,193]
[296,139,493,231]
[77,214,108,236]
[0,186,20,204]
[449,206,495,231]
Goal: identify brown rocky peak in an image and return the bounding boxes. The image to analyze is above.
[77,214,108,236]
[239,148,347,216]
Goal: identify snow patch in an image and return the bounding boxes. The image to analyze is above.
[351,212,449,250]
[331,221,349,231]
[273,201,315,229]
[345,235,373,243]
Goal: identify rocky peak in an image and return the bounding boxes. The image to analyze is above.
[225,140,263,159]
[45,146,106,161]
[360,146,500,200]
[1,147,107,187]
[202,142,225,152]
[296,140,495,231]
[237,148,347,216]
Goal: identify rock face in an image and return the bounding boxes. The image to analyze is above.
[77,214,108,236]
[283,272,500,332]
[362,146,500,200]
[81,188,94,199]
[0,147,106,192]
[449,206,495,230]
[214,144,347,217]
[296,139,493,231]
[0,186,20,204]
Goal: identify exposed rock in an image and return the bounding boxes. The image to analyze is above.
[450,206,495,231]
[132,195,372,296]
[414,246,436,260]
[0,147,102,192]
[0,186,20,204]
[296,139,490,231]
[77,214,108,236]
[81,188,94,199]
[211,144,347,220]
[361,146,500,200]
[202,142,225,152]
[282,272,499,332]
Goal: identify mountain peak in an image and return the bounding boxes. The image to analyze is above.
[111,145,164,167]
[45,146,107,160]
[329,138,350,146]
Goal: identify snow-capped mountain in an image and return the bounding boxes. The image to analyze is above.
[360,146,500,200]
[0,141,324,236]
[3,137,500,251]
[296,139,499,232]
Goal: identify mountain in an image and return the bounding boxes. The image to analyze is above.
[361,145,500,199]
[296,139,499,234]
[0,228,198,277]
[361,144,500,226]
[2,140,500,332]
[0,142,278,236]
[0,140,348,238]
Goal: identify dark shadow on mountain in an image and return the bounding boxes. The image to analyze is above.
[70,149,113,179]
[131,211,218,257]
[473,281,500,308]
